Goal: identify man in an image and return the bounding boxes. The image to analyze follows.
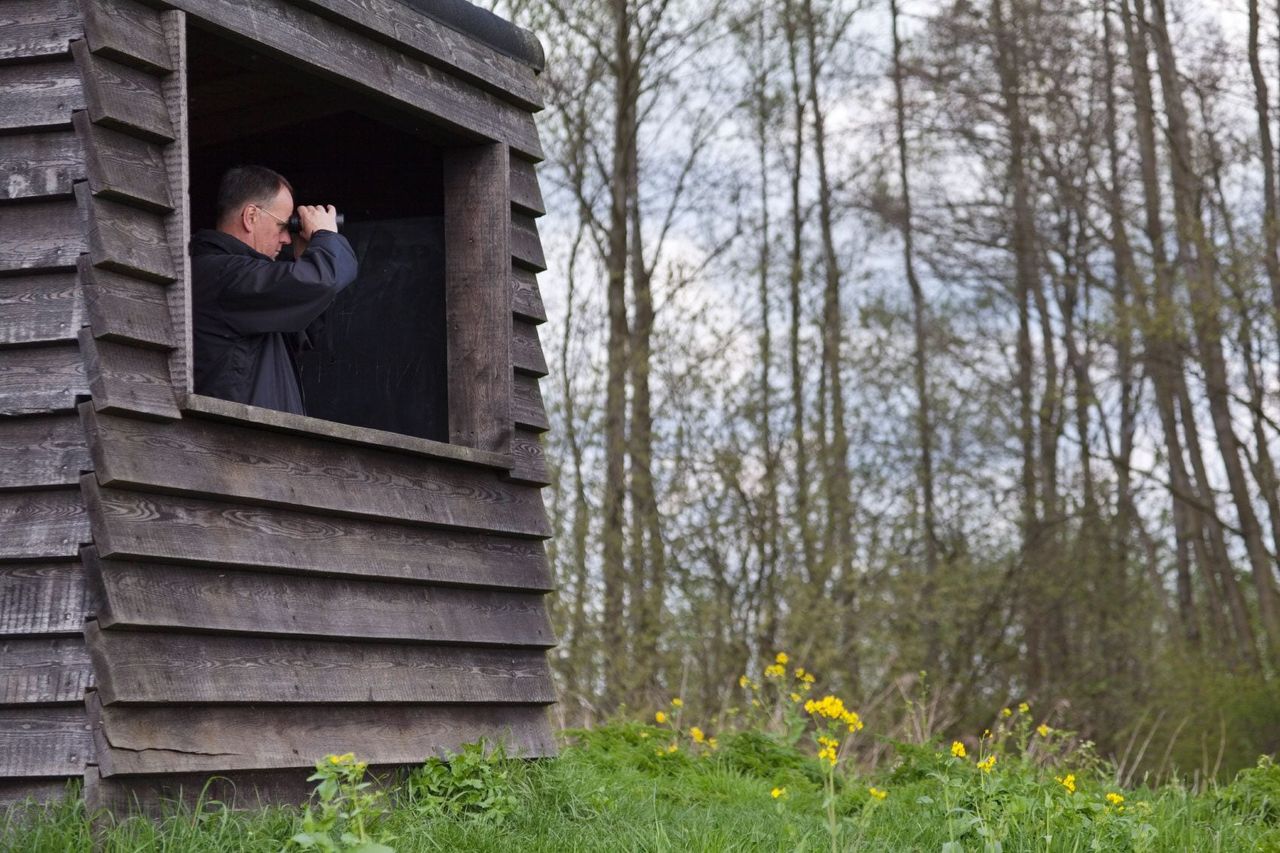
[192,165,358,415]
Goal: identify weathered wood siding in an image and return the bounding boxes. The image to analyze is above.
[0,0,95,805]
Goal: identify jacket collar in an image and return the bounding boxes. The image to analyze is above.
[191,228,273,261]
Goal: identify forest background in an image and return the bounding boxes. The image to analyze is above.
[485,0,1280,778]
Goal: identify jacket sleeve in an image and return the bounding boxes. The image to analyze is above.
[215,231,359,335]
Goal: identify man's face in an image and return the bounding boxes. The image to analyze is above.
[250,186,294,259]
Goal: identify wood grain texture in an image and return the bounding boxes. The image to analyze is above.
[0,274,82,346]
[92,700,553,776]
[0,637,92,705]
[76,183,176,283]
[0,561,87,637]
[159,10,192,397]
[84,765,315,815]
[74,112,172,212]
[0,344,87,416]
[509,156,545,216]
[288,0,543,111]
[81,408,551,537]
[0,778,77,806]
[87,552,555,646]
[79,256,175,350]
[510,267,546,324]
[512,318,548,377]
[86,623,555,705]
[510,212,546,272]
[445,144,512,454]
[0,131,83,202]
[0,707,92,777]
[79,330,180,420]
[71,39,173,143]
[0,489,89,560]
[82,479,554,591]
[512,373,549,433]
[82,0,171,73]
[0,62,83,133]
[0,414,90,489]
[508,427,550,486]
[0,201,85,274]
[167,0,542,158]
[0,0,81,64]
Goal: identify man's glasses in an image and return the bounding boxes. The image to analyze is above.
[252,205,289,234]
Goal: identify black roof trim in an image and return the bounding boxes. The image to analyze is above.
[399,0,545,72]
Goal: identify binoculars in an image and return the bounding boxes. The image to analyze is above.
[287,213,345,233]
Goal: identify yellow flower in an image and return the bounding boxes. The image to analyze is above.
[771,786,787,799]
[739,675,750,689]
[1056,773,1076,793]
[868,787,888,801]
[328,752,355,765]
[802,672,815,684]
[666,742,678,754]
[764,664,786,678]
[775,652,789,665]
[790,692,802,703]
[951,741,966,759]
[977,755,996,773]
[1106,792,1125,806]
[1000,707,1013,718]
[794,667,806,679]
[655,711,667,724]
[1018,702,1030,714]
[1036,723,1051,737]
[982,729,991,739]
[690,726,705,743]
[708,737,718,750]
[818,745,838,766]
[671,698,684,708]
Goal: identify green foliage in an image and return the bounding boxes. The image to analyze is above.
[286,753,393,853]
[1219,755,1280,822]
[406,740,518,824]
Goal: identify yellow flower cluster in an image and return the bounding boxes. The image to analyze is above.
[655,711,667,724]
[789,692,802,703]
[817,735,840,766]
[868,786,888,801]
[671,697,683,708]
[1106,792,1124,806]
[1056,773,1076,793]
[1001,707,1013,718]
[764,663,786,679]
[328,752,356,765]
[1018,702,1030,714]
[977,754,996,773]
[804,695,863,732]
[950,741,966,759]
[795,668,815,684]
[775,652,789,665]
[1036,723,1051,737]
[690,726,705,744]
[771,786,787,799]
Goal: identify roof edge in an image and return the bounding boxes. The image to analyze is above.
[399,0,545,72]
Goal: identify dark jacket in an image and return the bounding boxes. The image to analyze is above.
[192,229,358,414]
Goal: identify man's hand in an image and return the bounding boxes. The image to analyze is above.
[296,204,338,241]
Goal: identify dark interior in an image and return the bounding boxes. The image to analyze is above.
[187,24,450,442]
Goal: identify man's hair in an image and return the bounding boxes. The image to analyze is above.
[215,165,294,225]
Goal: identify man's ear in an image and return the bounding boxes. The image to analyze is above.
[239,204,255,234]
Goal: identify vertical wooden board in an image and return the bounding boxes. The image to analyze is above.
[509,157,545,216]
[0,707,92,778]
[510,212,546,271]
[0,63,84,133]
[512,318,548,377]
[0,274,82,346]
[0,344,87,416]
[0,201,86,273]
[511,267,546,324]
[0,414,91,489]
[159,9,191,396]
[512,373,549,432]
[79,257,175,349]
[76,183,176,283]
[0,0,82,63]
[71,40,173,143]
[82,0,171,73]
[73,113,172,212]
[445,144,512,453]
[0,489,89,560]
[0,132,84,202]
[0,638,92,705]
[509,428,551,486]
[0,562,87,637]
[79,330,179,420]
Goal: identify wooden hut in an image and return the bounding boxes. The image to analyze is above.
[1,0,555,810]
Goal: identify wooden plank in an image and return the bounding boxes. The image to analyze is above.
[86,623,555,705]
[0,344,87,416]
[79,331,179,420]
[289,0,543,111]
[0,62,83,133]
[0,638,92,705]
[0,131,83,202]
[73,112,172,212]
[508,428,550,487]
[0,489,89,561]
[82,480,554,591]
[510,212,546,272]
[0,414,90,489]
[76,183,176,283]
[0,201,85,274]
[88,551,555,646]
[0,0,81,64]
[93,701,553,776]
[512,318,548,377]
[509,156,545,216]
[79,257,175,350]
[167,0,542,159]
[0,274,82,347]
[0,778,77,807]
[445,144,511,454]
[512,373,549,432]
[82,0,171,73]
[0,561,87,637]
[159,10,192,397]
[82,409,551,539]
[84,765,315,815]
[0,707,92,777]
[511,267,546,324]
[70,39,173,143]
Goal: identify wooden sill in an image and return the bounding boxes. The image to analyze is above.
[181,393,514,471]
